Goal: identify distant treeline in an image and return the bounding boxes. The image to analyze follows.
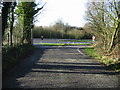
[33,21,92,39]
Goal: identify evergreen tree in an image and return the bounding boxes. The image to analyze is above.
[16,2,43,44]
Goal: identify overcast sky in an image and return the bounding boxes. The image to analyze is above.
[35,0,88,27]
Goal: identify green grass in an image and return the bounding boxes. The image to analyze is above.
[40,43,64,46]
[84,47,120,72]
[35,43,92,46]
[58,39,93,42]
[84,47,102,59]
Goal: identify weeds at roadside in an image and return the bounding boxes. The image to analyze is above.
[84,47,120,72]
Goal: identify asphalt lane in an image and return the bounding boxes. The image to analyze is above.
[3,39,120,88]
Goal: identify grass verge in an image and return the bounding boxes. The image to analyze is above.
[58,39,93,42]
[35,43,92,46]
[83,47,120,72]
[2,44,36,74]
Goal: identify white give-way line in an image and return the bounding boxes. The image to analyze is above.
[77,48,85,56]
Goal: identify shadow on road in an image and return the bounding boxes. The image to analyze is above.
[2,45,119,88]
[31,61,118,75]
[2,48,46,88]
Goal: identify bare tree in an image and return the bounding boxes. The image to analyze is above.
[85,0,119,56]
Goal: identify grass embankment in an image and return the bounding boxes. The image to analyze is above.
[58,39,92,42]
[84,47,120,72]
[35,43,92,46]
[2,44,36,74]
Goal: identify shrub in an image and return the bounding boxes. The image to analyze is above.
[2,44,35,72]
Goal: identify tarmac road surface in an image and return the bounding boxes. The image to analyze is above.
[3,39,120,88]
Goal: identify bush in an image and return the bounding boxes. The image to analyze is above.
[2,44,35,72]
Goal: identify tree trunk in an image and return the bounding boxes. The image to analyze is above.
[2,2,11,38]
[10,6,14,46]
[109,1,120,53]
[9,2,16,46]
[109,25,118,52]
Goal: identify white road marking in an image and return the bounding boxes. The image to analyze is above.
[77,48,85,56]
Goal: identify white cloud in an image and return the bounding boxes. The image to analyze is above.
[35,0,88,27]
